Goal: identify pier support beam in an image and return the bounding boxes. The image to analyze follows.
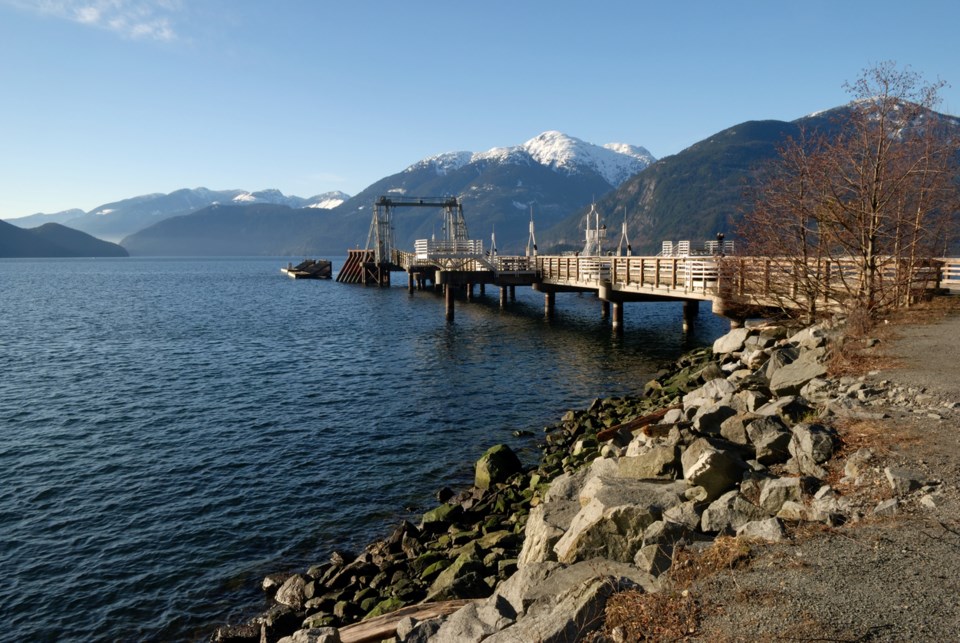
[480,283,486,296]
[408,272,415,294]
[445,285,455,322]
[601,300,610,320]
[544,291,555,318]
[682,300,699,332]
[611,302,624,333]
[500,286,508,309]
[467,283,474,301]
[509,285,516,301]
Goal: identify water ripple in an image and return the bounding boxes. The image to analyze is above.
[0,257,726,641]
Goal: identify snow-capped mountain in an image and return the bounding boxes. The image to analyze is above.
[6,187,351,243]
[330,131,656,253]
[305,191,350,209]
[411,132,654,190]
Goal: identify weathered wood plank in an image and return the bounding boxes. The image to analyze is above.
[338,599,472,643]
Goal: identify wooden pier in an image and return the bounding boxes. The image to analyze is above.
[336,195,960,330]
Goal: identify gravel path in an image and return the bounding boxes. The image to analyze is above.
[689,305,960,642]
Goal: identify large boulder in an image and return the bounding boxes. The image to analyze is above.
[475,444,523,490]
[701,490,766,533]
[692,401,738,434]
[680,438,746,500]
[274,574,310,610]
[425,552,488,601]
[614,445,679,480]
[712,327,751,355]
[553,477,687,564]
[682,378,736,412]
[483,560,656,643]
[746,416,792,464]
[789,423,837,477]
[769,349,828,396]
[736,517,785,542]
[759,477,803,514]
[517,470,592,566]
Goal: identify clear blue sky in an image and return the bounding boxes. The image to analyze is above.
[2,0,959,217]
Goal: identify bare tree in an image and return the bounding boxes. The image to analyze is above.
[739,62,959,323]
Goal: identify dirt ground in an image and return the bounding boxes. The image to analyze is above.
[684,299,960,642]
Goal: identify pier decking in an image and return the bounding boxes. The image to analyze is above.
[336,195,960,330]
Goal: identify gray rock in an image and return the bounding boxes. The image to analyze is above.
[680,438,746,500]
[713,327,751,355]
[615,445,679,480]
[769,349,829,396]
[874,498,900,516]
[763,346,800,380]
[641,519,688,548]
[425,552,487,601]
[518,470,590,566]
[755,396,815,423]
[701,490,766,533]
[553,478,686,564]
[800,377,834,403]
[682,378,736,412]
[731,390,769,414]
[719,413,755,445]
[274,574,309,610]
[277,628,341,643]
[736,517,785,542]
[430,596,516,642]
[884,467,924,496]
[662,500,704,531]
[759,477,803,514]
[746,416,792,464]
[662,407,685,424]
[484,560,654,643]
[789,423,837,477]
[634,543,674,576]
[788,325,828,350]
[692,402,737,434]
[400,617,442,642]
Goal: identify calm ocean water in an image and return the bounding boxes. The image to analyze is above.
[0,257,726,641]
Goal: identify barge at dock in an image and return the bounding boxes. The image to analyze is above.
[281,259,332,279]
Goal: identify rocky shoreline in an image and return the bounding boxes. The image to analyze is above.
[211,319,931,643]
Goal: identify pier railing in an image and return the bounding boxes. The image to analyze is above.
[536,255,721,295]
[390,249,957,311]
[940,257,960,294]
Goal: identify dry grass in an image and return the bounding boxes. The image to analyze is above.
[594,537,752,641]
[599,589,702,642]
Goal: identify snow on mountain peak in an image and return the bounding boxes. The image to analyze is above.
[407,132,654,188]
[520,131,655,187]
[408,151,474,176]
[306,191,350,209]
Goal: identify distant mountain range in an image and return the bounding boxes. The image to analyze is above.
[118,131,655,256]
[0,219,128,257]
[6,188,350,244]
[5,106,957,259]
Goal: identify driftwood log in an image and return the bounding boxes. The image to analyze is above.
[339,600,472,643]
[595,404,682,442]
